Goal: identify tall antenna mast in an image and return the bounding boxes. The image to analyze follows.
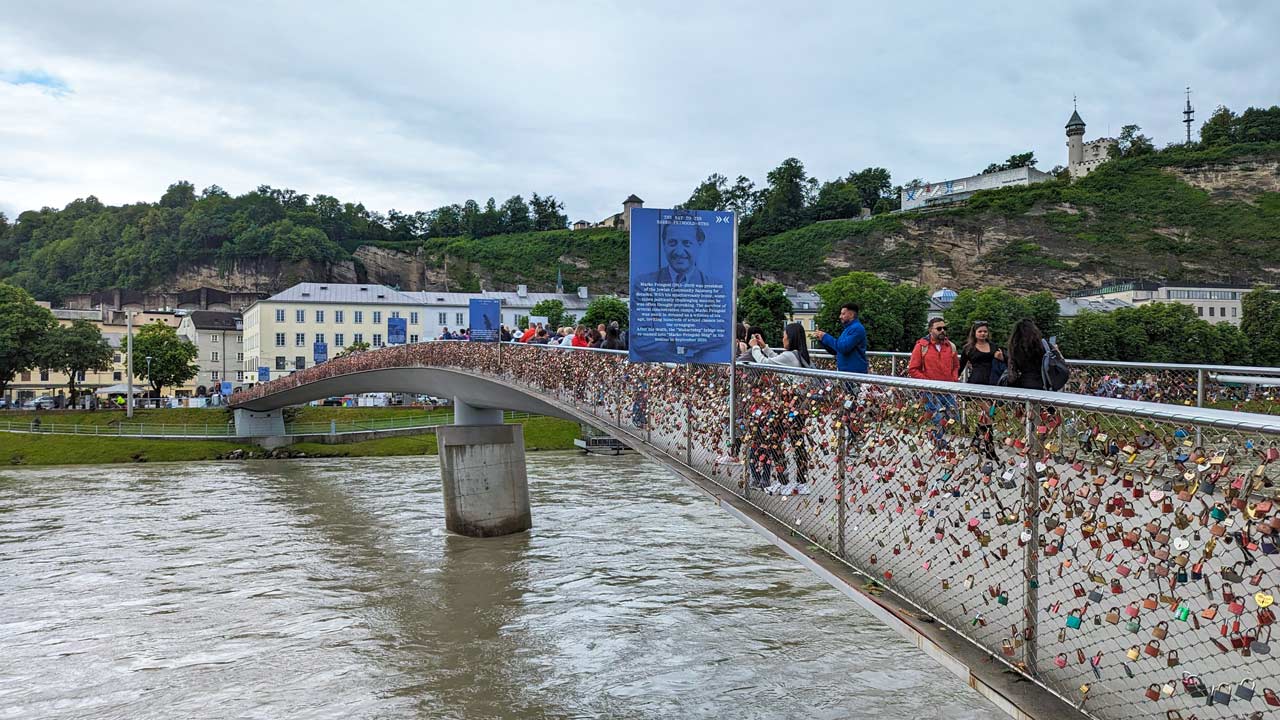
[1183,86,1194,144]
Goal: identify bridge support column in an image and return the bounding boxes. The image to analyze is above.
[453,397,504,425]
[437,423,531,538]
[233,408,288,447]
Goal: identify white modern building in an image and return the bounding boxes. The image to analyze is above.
[900,165,1054,211]
[1068,281,1254,325]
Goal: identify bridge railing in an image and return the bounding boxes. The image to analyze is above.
[806,350,1280,416]
[232,341,1280,720]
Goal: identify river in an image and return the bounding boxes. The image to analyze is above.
[0,453,1002,719]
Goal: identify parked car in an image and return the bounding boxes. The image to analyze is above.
[22,396,57,410]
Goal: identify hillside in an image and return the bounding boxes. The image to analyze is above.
[2,142,1278,301]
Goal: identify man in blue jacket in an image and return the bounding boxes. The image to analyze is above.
[814,303,868,373]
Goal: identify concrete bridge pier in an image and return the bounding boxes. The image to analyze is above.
[437,398,531,538]
[233,408,291,449]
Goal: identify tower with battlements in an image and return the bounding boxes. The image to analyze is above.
[1065,102,1117,180]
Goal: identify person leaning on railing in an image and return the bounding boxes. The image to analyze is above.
[813,303,868,373]
[748,323,814,369]
[1004,319,1048,390]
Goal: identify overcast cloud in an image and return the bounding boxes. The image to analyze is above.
[2,1,1278,223]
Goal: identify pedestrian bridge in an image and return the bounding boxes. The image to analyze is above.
[231,342,1280,720]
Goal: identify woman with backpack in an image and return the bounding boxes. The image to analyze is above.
[1005,319,1046,389]
[958,321,1006,385]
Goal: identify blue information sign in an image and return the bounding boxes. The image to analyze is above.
[628,208,735,364]
[469,299,501,342]
[313,341,328,364]
[220,380,233,395]
[258,366,270,382]
[388,317,407,345]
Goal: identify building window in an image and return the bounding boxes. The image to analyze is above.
[410,312,419,324]
[1232,307,1238,318]
[334,333,345,348]
[1197,306,1203,316]
[335,310,344,323]
[353,333,364,345]
[1208,307,1215,317]
[275,309,285,322]
[211,370,220,381]
[20,372,29,382]
[373,311,382,324]
[295,356,305,370]
[113,353,121,363]
[438,312,447,324]
[295,309,305,323]
[275,356,287,370]
[237,352,244,363]
[210,333,221,343]
[39,370,48,381]
[409,334,419,344]
[455,312,463,326]
[354,311,364,324]
[236,371,245,382]
[295,333,306,346]
[390,311,400,319]
[373,334,383,347]
[77,371,86,382]
[315,310,325,323]
[113,371,122,381]
[275,333,286,347]
[212,351,220,362]
[315,333,325,344]
[236,335,242,344]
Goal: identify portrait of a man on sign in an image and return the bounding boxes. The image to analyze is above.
[628,208,734,364]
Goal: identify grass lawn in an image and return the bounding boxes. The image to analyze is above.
[0,434,256,466]
[290,417,580,458]
[0,405,455,432]
[0,416,580,466]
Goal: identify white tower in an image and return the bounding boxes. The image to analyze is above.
[1066,105,1086,176]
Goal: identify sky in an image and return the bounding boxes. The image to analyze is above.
[2,1,1278,224]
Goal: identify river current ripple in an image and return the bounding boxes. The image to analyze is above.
[0,453,1002,719]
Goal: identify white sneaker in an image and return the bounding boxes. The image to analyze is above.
[796,483,811,495]
[779,482,798,497]
[765,482,783,495]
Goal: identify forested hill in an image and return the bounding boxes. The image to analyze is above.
[2,142,1279,302]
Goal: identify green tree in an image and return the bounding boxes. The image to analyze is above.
[0,283,57,400]
[1242,286,1280,366]
[848,167,893,214]
[736,282,794,346]
[35,319,114,404]
[1116,124,1155,158]
[500,195,532,233]
[813,272,928,352]
[529,193,568,231]
[132,322,198,396]
[944,287,1039,348]
[1025,291,1061,340]
[1200,105,1237,145]
[529,299,568,328]
[1057,311,1118,360]
[336,340,371,357]
[981,151,1037,175]
[741,158,811,240]
[581,296,629,329]
[1211,322,1252,366]
[811,180,862,221]
[683,173,729,211]
[159,181,197,209]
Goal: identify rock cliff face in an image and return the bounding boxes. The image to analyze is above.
[352,246,449,290]
[1168,158,1280,202]
[167,257,359,293]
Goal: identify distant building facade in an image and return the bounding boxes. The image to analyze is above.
[580,194,644,231]
[177,311,245,391]
[1070,281,1252,325]
[784,287,822,331]
[900,166,1053,212]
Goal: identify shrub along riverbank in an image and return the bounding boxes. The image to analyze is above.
[0,412,580,466]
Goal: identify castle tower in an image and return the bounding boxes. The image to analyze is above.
[1066,106,1086,173]
[622,194,644,231]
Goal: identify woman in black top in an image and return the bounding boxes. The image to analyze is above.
[1006,319,1048,390]
[958,321,1005,385]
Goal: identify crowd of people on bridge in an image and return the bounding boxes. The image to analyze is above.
[441,321,628,350]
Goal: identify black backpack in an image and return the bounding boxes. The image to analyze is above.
[1040,339,1070,391]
